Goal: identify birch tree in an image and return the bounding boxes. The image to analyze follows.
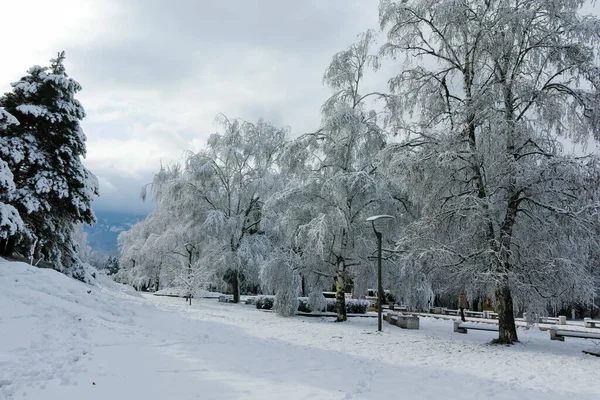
[148,117,287,302]
[267,32,404,321]
[380,0,600,343]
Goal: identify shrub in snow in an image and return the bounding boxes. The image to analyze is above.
[384,291,397,305]
[255,295,274,310]
[297,297,312,313]
[66,261,98,284]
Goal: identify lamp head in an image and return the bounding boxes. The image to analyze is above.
[366,215,395,222]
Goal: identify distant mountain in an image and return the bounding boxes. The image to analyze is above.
[84,211,147,253]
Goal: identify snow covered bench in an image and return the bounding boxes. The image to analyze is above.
[365,296,378,308]
[549,328,600,342]
[385,312,420,329]
[464,310,484,318]
[442,308,459,316]
[483,311,498,319]
[584,318,600,328]
[382,304,408,312]
[218,295,234,303]
[540,316,567,325]
[453,321,499,334]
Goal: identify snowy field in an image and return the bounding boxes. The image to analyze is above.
[1,260,599,400]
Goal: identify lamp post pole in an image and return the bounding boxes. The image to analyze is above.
[366,215,395,332]
[376,229,383,332]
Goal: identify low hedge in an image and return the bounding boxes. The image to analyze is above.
[325,298,369,314]
[257,295,369,314]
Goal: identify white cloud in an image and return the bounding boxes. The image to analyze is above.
[0,0,124,91]
[86,122,191,178]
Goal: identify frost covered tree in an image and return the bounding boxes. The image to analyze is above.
[143,117,287,302]
[267,32,404,321]
[0,52,98,277]
[379,0,600,343]
[0,108,23,243]
[115,207,175,291]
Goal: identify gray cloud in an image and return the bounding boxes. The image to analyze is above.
[54,0,382,214]
[92,170,155,215]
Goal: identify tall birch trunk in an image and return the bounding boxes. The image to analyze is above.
[335,262,347,322]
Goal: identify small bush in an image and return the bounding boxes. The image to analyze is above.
[384,291,397,305]
[297,297,312,312]
[346,299,370,314]
[255,295,274,310]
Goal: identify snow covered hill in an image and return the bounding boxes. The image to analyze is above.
[1,259,599,400]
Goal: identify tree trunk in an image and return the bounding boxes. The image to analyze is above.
[232,271,240,303]
[301,275,306,297]
[494,281,518,344]
[335,272,347,322]
[0,236,16,257]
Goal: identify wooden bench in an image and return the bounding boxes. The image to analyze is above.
[584,318,600,328]
[453,321,499,334]
[549,328,600,341]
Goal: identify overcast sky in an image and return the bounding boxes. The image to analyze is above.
[0,0,383,215]
[2,1,597,216]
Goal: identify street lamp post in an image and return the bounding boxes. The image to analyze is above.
[366,215,395,332]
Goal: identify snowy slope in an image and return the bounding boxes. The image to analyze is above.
[1,259,599,400]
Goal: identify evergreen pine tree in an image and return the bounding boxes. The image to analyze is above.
[0,108,24,244]
[0,52,99,277]
[105,255,120,276]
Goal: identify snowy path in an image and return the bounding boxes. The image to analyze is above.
[2,261,600,400]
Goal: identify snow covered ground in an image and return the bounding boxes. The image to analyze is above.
[1,259,599,400]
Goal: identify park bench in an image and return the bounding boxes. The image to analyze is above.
[218,295,234,303]
[442,308,459,316]
[483,311,498,319]
[382,304,408,312]
[365,296,378,308]
[549,328,600,341]
[453,320,499,334]
[584,318,600,328]
[540,316,567,325]
[464,310,484,318]
[385,312,420,329]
